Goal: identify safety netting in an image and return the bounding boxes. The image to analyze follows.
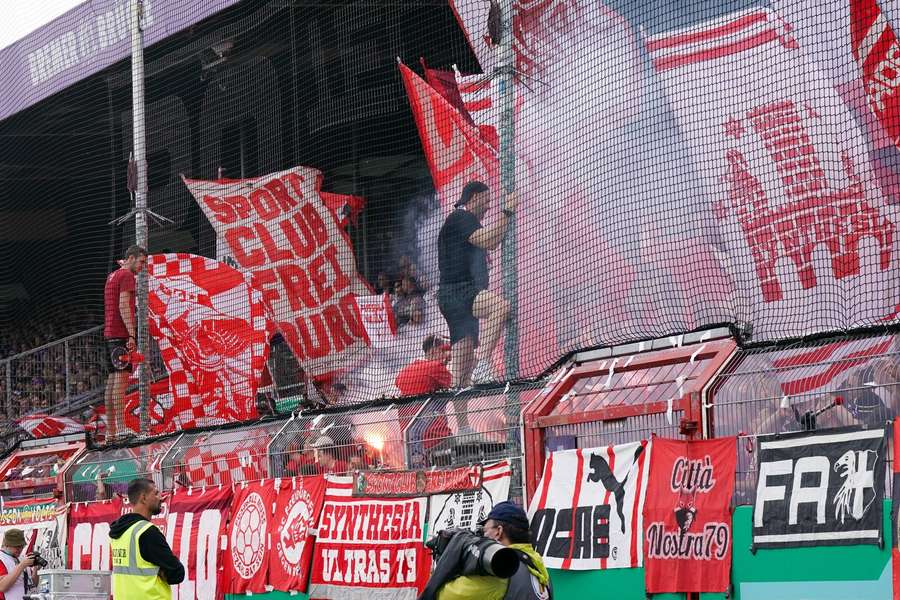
[0,0,897,439]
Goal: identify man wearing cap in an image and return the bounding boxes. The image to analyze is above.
[0,529,38,600]
[309,436,351,474]
[437,502,552,600]
[437,182,517,390]
[109,478,184,599]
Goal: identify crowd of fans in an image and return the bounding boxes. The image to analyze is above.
[0,303,106,421]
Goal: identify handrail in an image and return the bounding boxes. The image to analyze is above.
[0,325,102,363]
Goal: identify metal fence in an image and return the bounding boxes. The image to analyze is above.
[709,332,899,504]
[63,438,177,503]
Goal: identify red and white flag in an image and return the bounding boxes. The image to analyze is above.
[176,428,274,488]
[527,440,651,570]
[147,253,274,432]
[646,7,899,339]
[354,293,397,349]
[16,414,84,439]
[225,482,276,594]
[269,475,326,593]
[769,334,895,397]
[184,168,371,376]
[851,0,900,149]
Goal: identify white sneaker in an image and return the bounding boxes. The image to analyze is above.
[471,360,495,384]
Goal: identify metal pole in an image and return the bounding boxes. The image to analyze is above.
[131,0,150,435]
[498,0,520,454]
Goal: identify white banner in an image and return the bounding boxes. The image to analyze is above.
[427,460,511,539]
[527,441,651,570]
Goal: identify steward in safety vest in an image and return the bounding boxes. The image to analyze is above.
[109,478,184,599]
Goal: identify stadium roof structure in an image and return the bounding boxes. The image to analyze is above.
[0,0,243,123]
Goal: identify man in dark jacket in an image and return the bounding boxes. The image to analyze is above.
[109,478,184,599]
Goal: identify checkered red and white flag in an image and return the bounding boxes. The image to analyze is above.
[147,253,275,433]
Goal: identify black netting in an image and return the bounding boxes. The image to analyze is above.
[0,1,898,442]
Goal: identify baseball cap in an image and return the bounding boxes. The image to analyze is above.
[310,435,335,449]
[2,528,26,548]
[478,501,530,530]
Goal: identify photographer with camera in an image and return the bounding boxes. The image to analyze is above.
[420,502,552,600]
[0,529,43,600]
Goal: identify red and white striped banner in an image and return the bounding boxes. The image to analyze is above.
[17,414,85,439]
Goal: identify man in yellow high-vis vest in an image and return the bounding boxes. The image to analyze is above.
[109,478,184,599]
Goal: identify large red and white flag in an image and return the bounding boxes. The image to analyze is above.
[184,168,371,376]
[269,476,326,593]
[16,415,84,439]
[146,253,274,432]
[769,334,895,397]
[851,0,900,149]
[646,7,899,339]
[527,440,651,570]
[224,482,276,594]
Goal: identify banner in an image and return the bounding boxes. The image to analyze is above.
[68,498,124,570]
[642,437,736,594]
[145,253,274,433]
[527,440,651,570]
[269,476,326,593]
[428,461,511,538]
[0,497,65,569]
[851,0,900,149]
[309,477,429,599]
[224,482,276,594]
[165,486,233,600]
[646,7,899,339]
[355,293,397,349]
[753,427,886,548]
[354,464,482,497]
[893,420,900,598]
[183,168,371,376]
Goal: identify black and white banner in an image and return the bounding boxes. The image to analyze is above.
[753,427,886,548]
[427,461,511,540]
[527,441,651,569]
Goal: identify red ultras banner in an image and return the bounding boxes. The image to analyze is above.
[68,498,124,571]
[165,486,233,600]
[269,476,326,593]
[224,482,276,594]
[642,437,736,594]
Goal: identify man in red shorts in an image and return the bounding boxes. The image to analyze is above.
[103,245,147,441]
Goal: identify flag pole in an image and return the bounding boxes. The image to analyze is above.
[498,0,521,459]
[131,0,150,436]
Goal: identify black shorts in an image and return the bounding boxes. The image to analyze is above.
[437,283,481,346]
[105,338,133,373]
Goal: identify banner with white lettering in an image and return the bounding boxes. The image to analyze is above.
[642,437,736,594]
[183,168,371,376]
[355,294,397,349]
[165,486,233,600]
[527,440,651,570]
[224,482,276,594]
[0,497,65,569]
[427,461,511,539]
[269,476,326,593]
[68,498,123,571]
[753,427,886,549]
[309,477,429,599]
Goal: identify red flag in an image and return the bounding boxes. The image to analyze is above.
[320,192,366,228]
[68,498,125,570]
[643,437,736,594]
[165,486,233,600]
[851,0,900,148]
[225,482,276,594]
[420,57,475,126]
[399,61,499,210]
[146,253,275,432]
[17,414,84,439]
[269,476,326,593]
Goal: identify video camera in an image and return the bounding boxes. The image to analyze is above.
[28,552,48,568]
[425,528,519,578]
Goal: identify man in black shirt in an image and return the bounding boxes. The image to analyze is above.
[437,181,517,397]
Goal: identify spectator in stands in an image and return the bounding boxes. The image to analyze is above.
[103,245,147,442]
[395,335,452,396]
[309,436,350,474]
[437,182,515,388]
[375,272,393,295]
[844,365,894,427]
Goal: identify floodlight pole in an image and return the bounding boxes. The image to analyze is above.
[131,0,150,435]
[498,0,520,454]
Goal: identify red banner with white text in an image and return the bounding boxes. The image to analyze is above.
[308,477,429,599]
[269,476,326,593]
[183,168,371,376]
[224,482,276,594]
[642,437,736,594]
[164,486,233,600]
[68,498,124,571]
